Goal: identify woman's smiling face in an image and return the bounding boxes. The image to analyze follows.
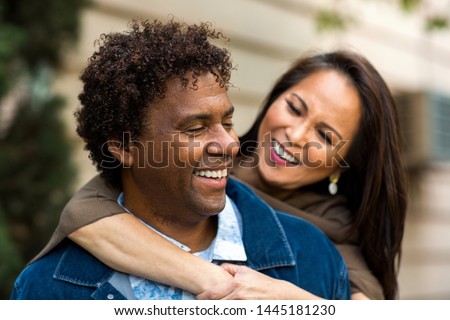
[255,69,362,190]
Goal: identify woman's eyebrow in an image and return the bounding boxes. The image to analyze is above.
[292,93,308,114]
[291,93,343,141]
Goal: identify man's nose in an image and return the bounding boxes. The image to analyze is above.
[206,127,239,158]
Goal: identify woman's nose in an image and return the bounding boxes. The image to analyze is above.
[285,123,309,148]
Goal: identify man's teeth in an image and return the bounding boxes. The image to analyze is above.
[273,141,299,164]
[194,169,228,178]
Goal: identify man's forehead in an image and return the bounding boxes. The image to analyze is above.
[164,75,230,103]
[148,74,232,121]
[178,104,235,123]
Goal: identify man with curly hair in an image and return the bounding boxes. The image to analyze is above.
[11,19,350,300]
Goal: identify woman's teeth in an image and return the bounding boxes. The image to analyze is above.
[273,141,299,164]
[194,169,228,179]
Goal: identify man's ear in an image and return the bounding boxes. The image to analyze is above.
[107,140,134,167]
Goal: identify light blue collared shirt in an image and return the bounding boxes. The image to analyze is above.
[117,193,247,300]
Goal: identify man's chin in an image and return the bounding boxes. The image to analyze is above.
[200,195,227,216]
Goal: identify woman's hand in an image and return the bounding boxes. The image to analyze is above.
[197,263,324,300]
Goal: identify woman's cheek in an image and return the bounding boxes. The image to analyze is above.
[302,145,327,169]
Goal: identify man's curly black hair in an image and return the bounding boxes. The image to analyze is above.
[75,19,233,187]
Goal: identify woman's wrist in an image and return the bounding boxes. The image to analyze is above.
[275,280,325,300]
[190,262,233,293]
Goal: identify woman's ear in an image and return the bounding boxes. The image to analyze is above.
[107,140,134,167]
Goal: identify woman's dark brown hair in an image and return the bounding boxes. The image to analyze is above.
[240,50,408,299]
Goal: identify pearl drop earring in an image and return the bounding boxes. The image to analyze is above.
[328,173,340,195]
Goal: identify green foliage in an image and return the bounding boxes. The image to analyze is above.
[398,0,449,32]
[0,6,25,97]
[314,0,449,33]
[0,71,79,298]
[0,76,76,254]
[426,16,449,31]
[1,0,90,70]
[316,9,349,32]
[0,206,23,299]
[0,69,78,298]
[399,0,422,12]
[0,0,89,298]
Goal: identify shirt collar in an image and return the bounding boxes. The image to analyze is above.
[117,193,247,263]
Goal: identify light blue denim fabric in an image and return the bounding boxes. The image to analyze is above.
[11,178,350,300]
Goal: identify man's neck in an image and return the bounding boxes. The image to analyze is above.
[160,216,218,253]
[121,191,218,252]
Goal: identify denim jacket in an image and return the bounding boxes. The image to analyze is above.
[11,178,350,300]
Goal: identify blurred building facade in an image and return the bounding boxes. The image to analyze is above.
[53,0,450,299]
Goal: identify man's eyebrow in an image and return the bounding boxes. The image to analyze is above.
[223,105,235,117]
[178,105,235,126]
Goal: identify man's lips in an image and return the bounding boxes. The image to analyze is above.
[192,168,228,190]
[194,168,228,179]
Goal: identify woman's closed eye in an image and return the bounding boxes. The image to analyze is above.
[318,129,333,145]
[286,100,302,116]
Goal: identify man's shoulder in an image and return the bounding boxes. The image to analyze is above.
[275,210,328,239]
[273,210,350,299]
[21,240,71,276]
[11,240,113,299]
[11,241,68,299]
[275,210,342,257]
[224,178,350,299]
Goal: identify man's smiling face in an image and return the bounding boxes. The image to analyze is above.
[124,72,239,228]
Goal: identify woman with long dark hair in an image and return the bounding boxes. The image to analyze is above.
[231,50,407,299]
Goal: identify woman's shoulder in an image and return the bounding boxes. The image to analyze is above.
[62,174,123,223]
[231,174,352,242]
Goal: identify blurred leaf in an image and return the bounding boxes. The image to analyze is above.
[399,0,422,12]
[313,1,448,34]
[316,9,348,32]
[426,16,449,31]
